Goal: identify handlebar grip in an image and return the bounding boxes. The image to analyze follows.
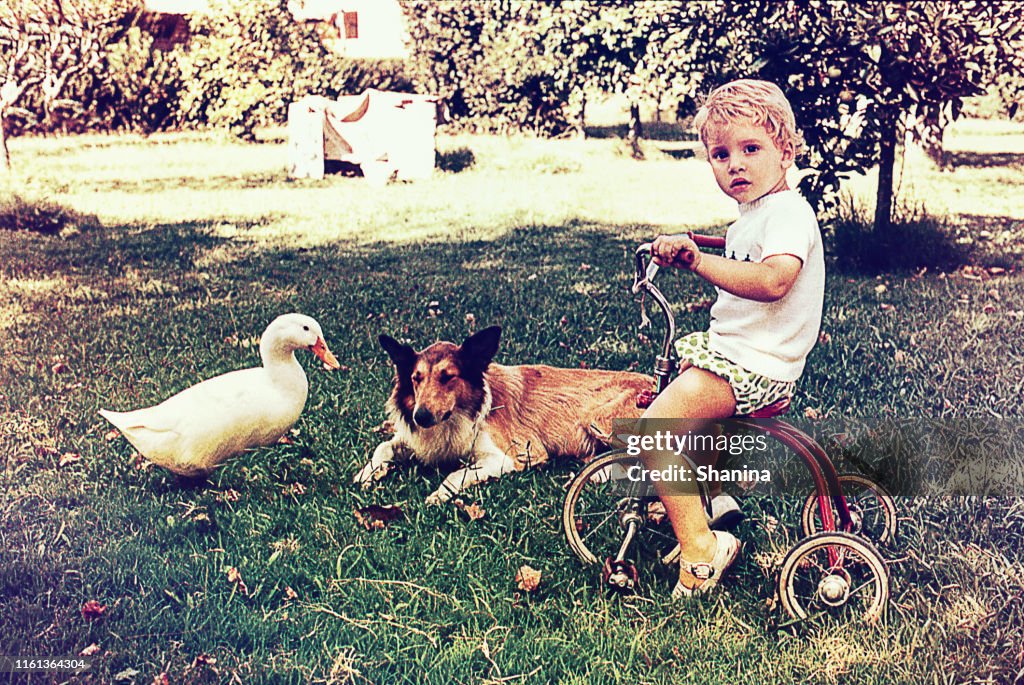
[638,234,724,274]
[689,232,726,250]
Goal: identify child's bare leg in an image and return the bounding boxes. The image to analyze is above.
[689,421,724,499]
[637,367,736,580]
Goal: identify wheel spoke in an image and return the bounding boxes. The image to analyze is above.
[778,533,888,623]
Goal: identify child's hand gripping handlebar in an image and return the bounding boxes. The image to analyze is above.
[633,233,726,291]
[632,234,726,385]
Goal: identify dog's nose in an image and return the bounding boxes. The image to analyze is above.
[413,407,436,428]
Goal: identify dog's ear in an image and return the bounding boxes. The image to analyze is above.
[459,326,501,371]
[379,335,416,374]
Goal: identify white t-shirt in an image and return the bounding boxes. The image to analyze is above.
[707,190,824,382]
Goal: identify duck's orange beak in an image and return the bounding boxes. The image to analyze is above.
[311,337,341,370]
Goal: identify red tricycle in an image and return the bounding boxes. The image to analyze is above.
[562,236,897,623]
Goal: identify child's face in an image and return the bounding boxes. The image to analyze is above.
[704,119,795,204]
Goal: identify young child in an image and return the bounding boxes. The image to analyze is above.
[641,79,824,598]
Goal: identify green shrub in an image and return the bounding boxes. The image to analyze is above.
[827,195,969,273]
[0,195,100,237]
[436,147,476,173]
[99,27,187,133]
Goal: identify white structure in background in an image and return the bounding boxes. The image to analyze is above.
[288,90,438,183]
[287,0,408,59]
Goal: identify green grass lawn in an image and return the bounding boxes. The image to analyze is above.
[1,121,1024,684]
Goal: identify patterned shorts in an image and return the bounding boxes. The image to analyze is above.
[674,332,796,416]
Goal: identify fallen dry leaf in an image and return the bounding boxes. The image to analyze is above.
[80,643,100,656]
[354,504,405,530]
[453,499,486,521]
[818,332,832,344]
[284,586,298,602]
[104,429,121,441]
[879,303,895,311]
[131,452,151,471]
[151,673,170,685]
[874,284,887,294]
[51,362,68,374]
[34,444,58,458]
[59,452,82,468]
[515,565,542,593]
[276,434,295,445]
[82,600,107,621]
[225,567,248,596]
[804,407,821,420]
[988,288,1000,301]
[191,654,217,668]
[217,489,240,503]
[989,266,1006,276]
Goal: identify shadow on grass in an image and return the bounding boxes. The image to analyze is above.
[0,193,101,236]
[0,219,254,279]
[85,171,290,194]
[5,211,1024,684]
[826,198,984,274]
[585,121,697,142]
[946,150,1024,168]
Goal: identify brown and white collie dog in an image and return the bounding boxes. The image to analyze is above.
[355,326,653,504]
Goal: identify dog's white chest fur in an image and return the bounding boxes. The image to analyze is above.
[391,411,481,465]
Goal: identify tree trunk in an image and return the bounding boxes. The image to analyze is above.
[0,112,9,173]
[627,100,643,159]
[578,91,587,139]
[874,109,898,233]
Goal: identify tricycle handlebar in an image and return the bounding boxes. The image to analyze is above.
[633,233,725,288]
[631,234,725,386]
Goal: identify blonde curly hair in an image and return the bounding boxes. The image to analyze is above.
[693,79,805,156]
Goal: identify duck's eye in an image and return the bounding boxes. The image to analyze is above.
[303,325,310,331]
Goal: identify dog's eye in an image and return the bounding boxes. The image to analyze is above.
[439,372,454,384]
[412,373,423,384]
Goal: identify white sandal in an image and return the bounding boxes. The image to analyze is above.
[661,495,743,566]
[671,531,741,599]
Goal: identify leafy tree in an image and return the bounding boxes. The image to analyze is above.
[674,1,1024,229]
[0,0,137,170]
[403,1,684,143]
[99,24,187,133]
[533,1,664,152]
[402,1,574,135]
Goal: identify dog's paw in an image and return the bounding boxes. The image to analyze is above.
[353,462,389,486]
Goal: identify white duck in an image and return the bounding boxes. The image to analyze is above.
[99,313,341,477]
